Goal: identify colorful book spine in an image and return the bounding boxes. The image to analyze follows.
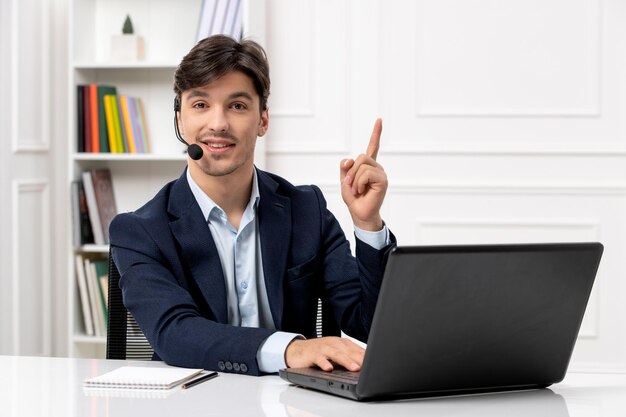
[110,96,124,153]
[89,84,100,152]
[75,254,94,336]
[96,85,117,153]
[115,95,129,152]
[136,98,150,153]
[128,97,144,153]
[103,95,118,153]
[83,86,92,153]
[91,168,118,244]
[76,85,85,152]
[119,96,136,153]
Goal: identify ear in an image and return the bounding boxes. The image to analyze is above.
[257,108,269,137]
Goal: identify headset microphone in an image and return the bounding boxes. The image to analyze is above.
[174,97,204,160]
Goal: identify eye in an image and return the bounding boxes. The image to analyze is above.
[192,101,207,109]
[231,102,247,110]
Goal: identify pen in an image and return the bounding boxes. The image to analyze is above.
[181,371,219,389]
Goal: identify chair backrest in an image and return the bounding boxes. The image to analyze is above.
[106,250,154,360]
[106,250,340,360]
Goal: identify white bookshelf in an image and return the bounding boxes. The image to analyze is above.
[66,0,201,358]
[67,0,266,358]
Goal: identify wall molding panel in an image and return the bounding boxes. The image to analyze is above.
[413,0,602,117]
[11,180,51,356]
[10,0,50,153]
[265,0,351,154]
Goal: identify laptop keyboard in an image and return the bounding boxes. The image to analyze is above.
[329,369,360,382]
[291,367,361,383]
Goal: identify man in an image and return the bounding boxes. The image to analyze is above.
[109,35,395,376]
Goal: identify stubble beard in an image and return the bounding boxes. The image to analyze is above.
[197,154,241,177]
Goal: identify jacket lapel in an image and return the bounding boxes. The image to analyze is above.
[257,169,291,330]
[167,170,228,323]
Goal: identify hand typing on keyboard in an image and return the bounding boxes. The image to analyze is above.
[285,336,365,372]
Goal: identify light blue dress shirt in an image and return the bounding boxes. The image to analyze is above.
[186,168,389,373]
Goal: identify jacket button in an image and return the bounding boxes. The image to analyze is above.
[233,362,241,372]
[218,361,225,371]
[225,361,233,371]
[240,363,248,373]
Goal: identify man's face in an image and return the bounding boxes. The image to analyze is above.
[178,71,268,177]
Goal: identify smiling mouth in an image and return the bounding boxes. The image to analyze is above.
[201,141,235,153]
[207,142,233,147]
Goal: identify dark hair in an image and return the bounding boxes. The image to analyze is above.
[173,35,270,111]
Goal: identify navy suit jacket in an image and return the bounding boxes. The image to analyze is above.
[109,168,395,376]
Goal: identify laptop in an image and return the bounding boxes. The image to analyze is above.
[279,242,603,401]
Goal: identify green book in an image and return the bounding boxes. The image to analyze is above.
[97,85,117,153]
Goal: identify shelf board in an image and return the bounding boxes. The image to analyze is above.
[72,153,187,162]
[77,244,109,253]
[73,335,107,344]
[73,61,179,70]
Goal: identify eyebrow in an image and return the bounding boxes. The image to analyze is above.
[185,90,254,102]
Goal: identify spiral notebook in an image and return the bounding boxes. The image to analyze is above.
[84,366,204,390]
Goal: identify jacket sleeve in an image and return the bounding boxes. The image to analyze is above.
[311,186,397,342]
[109,213,274,376]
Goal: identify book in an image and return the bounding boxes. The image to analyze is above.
[212,0,229,35]
[84,257,104,337]
[136,97,151,153]
[103,95,118,153]
[196,0,218,42]
[93,259,109,329]
[76,85,85,152]
[223,0,242,40]
[116,96,129,152]
[83,86,92,153]
[230,0,243,40]
[128,97,144,153]
[196,0,243,41]
[71,181,81,247]
[97,85,117,153]
[89,84,100,152]
[84,366,204,390]
[82,170,104,245]
[91,169,118,244]
[75,254,94,336]
[119,96,136,153]
[110,95,125,153]
[70,180,94,246]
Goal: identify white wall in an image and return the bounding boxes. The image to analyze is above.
[0,0,66,356]
[2,0,624,371]
[263,0,626,372]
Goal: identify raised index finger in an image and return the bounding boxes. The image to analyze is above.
[366,118,383,160]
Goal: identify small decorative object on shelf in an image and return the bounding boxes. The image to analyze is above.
[111,14,145,61]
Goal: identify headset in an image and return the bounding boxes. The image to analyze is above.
[173,96,203,160]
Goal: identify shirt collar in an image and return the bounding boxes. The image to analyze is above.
[186,167,260,223]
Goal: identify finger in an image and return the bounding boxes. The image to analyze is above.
[314,357,335,372]
[347,155,379,194]
[340,159,355,186]
[329,354,361,372]
[366,118,383,160]
[352,166,374,195]
[345,154,378,189]
[332,343,365,371]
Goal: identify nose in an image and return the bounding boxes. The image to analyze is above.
[207,106,229,133]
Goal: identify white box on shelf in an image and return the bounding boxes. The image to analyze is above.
[110,35,145,61]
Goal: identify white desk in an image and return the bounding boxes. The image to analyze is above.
[1,355,625,417]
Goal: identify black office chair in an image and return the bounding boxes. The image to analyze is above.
[106,249,154,360]
[106,250,340,360]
